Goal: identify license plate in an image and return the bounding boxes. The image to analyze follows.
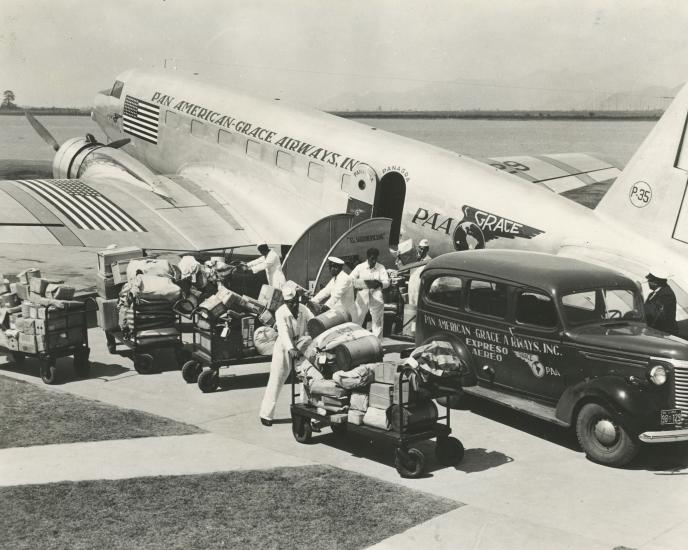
[660,409,683,425]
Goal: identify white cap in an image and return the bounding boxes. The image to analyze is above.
[328,256,344,265]
[282,282,297,300]
[419,239,429,247]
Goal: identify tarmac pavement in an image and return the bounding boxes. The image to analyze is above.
[2,327,688,549]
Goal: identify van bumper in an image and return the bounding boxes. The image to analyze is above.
[638,428,688,443]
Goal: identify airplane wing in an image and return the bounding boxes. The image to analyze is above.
[0,173,264,251]
[480,153,621,193]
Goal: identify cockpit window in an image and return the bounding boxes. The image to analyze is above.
[110,80,124,99]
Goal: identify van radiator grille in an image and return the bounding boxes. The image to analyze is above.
[674,364,688,428]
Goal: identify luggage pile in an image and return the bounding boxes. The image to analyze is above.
[0,268,89,384]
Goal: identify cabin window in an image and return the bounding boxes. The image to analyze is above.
[276,151,293,171]
[468,279,507,318]
[308,162,324,182]
[426,276,462,309]
[246,139,262,159]
[165,110,179,129]
[110,80,124,99]
[218,130,233,148]
[191,120,206,137]
[516,291,557,328]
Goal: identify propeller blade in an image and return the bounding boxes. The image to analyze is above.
[107,138,131,149]
[25,112,60,152]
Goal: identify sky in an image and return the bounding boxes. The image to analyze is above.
[2,0,688,110]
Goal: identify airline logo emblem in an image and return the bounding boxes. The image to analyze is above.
[453,205,544,250]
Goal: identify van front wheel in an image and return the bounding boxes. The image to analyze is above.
[575,403,640,467]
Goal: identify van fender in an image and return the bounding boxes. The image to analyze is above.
[555,376,652,433]
[419,332,478,388]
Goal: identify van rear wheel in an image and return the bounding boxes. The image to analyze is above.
[575,403,640,467]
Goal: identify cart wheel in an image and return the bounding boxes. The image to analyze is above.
[197,368,220,393]
[175,348,192,369]
[73,349,91,379]
[331,422,347,436]
[40,357,59,385]
[10,352,25,365]
[181,360,203,384]
[105,332,117,354]
[395,447,426,478]
[435,436,465,466]
[133,354,155,374]
[292,415,313,444]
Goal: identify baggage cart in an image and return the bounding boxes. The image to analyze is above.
[3,300,93,385]
[289,362,465,478]
[180,309,269,393]
[104,299,189,374]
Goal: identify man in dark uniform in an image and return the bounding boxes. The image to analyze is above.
[645,269,678,335]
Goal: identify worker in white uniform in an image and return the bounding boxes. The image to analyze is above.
[257,244,286,289]
[350,247,390,341]
[310,257,355,319]
[259,281,313,426]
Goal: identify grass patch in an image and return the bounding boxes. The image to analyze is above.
[0,375,203,448]
[0,465,459,550]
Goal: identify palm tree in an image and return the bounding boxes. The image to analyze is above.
[2,90,16,109]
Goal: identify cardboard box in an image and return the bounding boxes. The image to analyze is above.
[247,257,266,274]
[15,283,30,301]
[45,284,75,300]
[348,409,365,425]
[21,318,36,335]
[372,362,399,385]
[97,246,144,276]
[0,293,20,308]
[258,309,275,327]
[30,278,63,297]
[392,371,416,405]
[241,296,264,315]
[9,312,22,329]
[95,273,123,300]
[19,332,45,354]
[96,297,119,331]
[5,333,19,351]
[369,382,394,409]
[17,268,41,285]
[21,302,33,318]
[0,280,10,294]
[258,284,284,312]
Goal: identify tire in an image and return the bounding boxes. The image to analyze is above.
[292,415,313,444]
[435,436,465,466]
[40,357,58,385]
[575,402,640,467]
[395,447,426,478]
[197,368,220,393]
[181,360,202,384]
[133,353,155,374]
[73,349,91,378]
[331,422,347,436]
[11,352,26,365]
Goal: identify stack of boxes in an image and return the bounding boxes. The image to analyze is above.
[95,246,143,332]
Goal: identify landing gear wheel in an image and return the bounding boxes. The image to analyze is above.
[395,447,426,478]
[40,356,58,385]
[175,348,191,369]
[105,332,117,354]
[435,436,465,466]
[331,422,347,436]
[133,353,155,374]
[292,415,313,444]
[73,349,91,378]
[576,402,640,466]
[181,360,203,384]
[197,368,220,393]
[11,352,25,365]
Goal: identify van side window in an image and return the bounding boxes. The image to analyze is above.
[426,276,462,308]
[111,80,124,99]
[468,279,507,318]
[516,291,557,328]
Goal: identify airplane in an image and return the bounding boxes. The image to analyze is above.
[2,68,688,334]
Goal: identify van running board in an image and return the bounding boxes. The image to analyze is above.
[463,385,569,427]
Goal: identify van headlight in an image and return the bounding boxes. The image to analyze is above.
[649,365,667,385]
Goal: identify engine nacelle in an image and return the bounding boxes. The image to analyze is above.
[52,137,103,179]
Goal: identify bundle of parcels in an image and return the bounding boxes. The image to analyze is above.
[0,268,84,354]
[293,314,469,432]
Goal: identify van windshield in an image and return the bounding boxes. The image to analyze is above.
[561,288,643,326]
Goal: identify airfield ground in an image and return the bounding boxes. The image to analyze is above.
[1,327,687,550]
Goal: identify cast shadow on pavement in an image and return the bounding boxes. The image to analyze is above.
[0,355,129,384]
[214,372,270,392]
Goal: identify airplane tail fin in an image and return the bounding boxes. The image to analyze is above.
[596,82,688,245]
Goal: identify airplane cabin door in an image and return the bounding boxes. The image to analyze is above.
[373,171,407,248]
[341,163,378,222]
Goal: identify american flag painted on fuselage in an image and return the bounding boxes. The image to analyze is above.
[122,95,160,144]
[17,179,146,232]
